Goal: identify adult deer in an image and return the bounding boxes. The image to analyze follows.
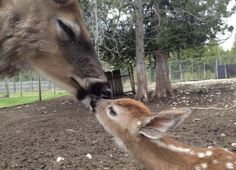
[0,0,111,102]
[94,98,236,170]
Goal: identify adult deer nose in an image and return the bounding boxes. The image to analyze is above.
[90,82,112,99]
[89,83,112,112]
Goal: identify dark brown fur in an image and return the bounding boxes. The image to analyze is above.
[0,0,108,97]
[0,1,55,76]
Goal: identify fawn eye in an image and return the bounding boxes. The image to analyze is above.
[109,107,117,117]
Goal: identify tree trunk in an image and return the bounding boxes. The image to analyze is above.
[128,65,135,94]
[155,51,173,98]
[134,0,148,101]
[4,77,10,98]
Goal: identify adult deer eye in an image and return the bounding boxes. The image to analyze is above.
[57,19,76,42]
[54,0,67,4]
[109,107,117,117]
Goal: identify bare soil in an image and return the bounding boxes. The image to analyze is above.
[0,79,236,170]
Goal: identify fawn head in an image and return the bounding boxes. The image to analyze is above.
[95,98,191,141]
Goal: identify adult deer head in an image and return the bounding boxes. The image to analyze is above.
[0,0,111,101]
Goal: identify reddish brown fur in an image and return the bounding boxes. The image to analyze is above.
[116,98,150,117]
[95,98,236,170]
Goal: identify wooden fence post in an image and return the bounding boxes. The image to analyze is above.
[30,76,34,92]
[224,64,228,79]
[215,58,218,79]
[169,62,172,82]
[19,72,23,97]
[54,85,56,94]
[48,81,51,90]
[38,76,42,101]
[105,71,113,95]
[4,77,10,98]
[112,70,123,96]
[13,77,16,93]
[179,63,183,82]
[203,62,206,79]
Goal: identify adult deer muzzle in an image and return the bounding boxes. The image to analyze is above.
[0,0,112,103]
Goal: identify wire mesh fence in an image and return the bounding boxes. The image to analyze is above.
[0,72,69,108]
[0,55,236,100]
[168,55,236,83]
[142,55,236,90]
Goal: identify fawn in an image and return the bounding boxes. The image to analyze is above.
[94,98,236,170]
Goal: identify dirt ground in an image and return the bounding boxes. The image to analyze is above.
[0,79,236,170]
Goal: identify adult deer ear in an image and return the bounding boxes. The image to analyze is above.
[138,108,191,139]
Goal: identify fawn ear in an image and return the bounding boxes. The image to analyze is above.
[139,108,191,139]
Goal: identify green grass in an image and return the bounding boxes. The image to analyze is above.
[0,91,68,108]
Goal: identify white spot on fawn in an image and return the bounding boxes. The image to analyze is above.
[205,151,213,156]
[225,162,234,169]
[212,160,218,164]
[168,144,191,153]
[137,121,142,126]
[201,163,208,169]
[197,153,205,158]
[194,166,201,170]
[224,148,231,152]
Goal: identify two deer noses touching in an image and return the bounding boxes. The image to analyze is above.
[91,98,236,170]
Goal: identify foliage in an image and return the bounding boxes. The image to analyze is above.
[145,0,235,57]
[80,0,235,67]
[98,0,135,67]
[78,0,236,97]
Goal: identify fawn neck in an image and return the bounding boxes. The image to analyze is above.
[119,132,192,170]
[120,132,236,170]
